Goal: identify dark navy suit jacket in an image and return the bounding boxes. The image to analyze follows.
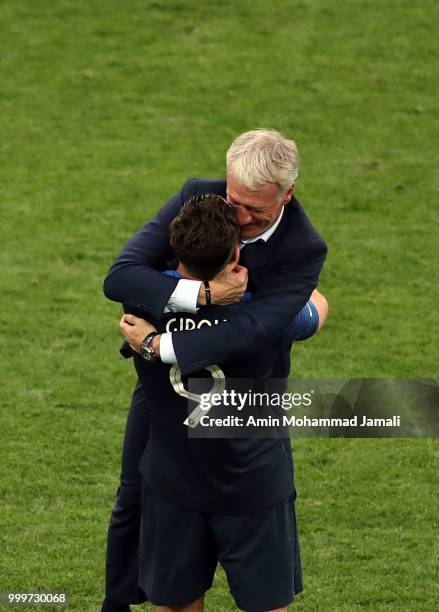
[104,178,327,376]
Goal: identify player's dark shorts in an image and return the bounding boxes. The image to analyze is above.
[139,486,303,611]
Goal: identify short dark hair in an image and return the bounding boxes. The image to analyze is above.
[170,194,240,280]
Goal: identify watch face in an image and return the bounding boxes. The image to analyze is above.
[141,342,156,362]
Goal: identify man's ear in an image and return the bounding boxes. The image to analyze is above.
[283,184,294,205]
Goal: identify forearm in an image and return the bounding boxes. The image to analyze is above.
[105,265,179,318]
[103,179,197,318]
[172,245,327,374]
[173,290,313,374]
[103,178,245,317]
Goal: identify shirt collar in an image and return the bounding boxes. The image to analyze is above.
[239,206,285,247]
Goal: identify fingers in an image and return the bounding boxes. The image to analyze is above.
[119,314,143,335]
[119,314,158,337]
[232,266,248,289]
[220,262,248,277]
[119,317,131,333]
[119,317,145,352]
[221,260,239,274]
[234,265,248,278]
[122,313,138,325]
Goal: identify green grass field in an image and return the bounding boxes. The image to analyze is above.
[1,1,438,610]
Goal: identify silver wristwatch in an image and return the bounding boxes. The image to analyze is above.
[140,332,159,362]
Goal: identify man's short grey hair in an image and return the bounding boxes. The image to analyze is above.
[226,128,300,194]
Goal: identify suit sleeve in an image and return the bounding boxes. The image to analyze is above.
[172,238,328,375]
[103,178,198,319]
[104,180,327,376]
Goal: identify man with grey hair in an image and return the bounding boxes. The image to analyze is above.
[101,129,327,612]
